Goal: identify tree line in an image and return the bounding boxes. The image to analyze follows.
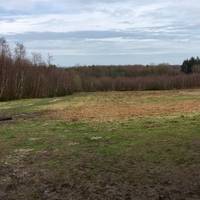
[1,38,200,101]
[68,65,200,92]
[0,38,73,100]
[181,57,200,74]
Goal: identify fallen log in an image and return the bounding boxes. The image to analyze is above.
[0,117,13,122]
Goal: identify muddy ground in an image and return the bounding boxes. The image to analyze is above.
[1,149,200,200]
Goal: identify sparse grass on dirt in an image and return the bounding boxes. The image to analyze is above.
[0,90,200,200]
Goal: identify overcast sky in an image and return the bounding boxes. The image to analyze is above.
[0,0,200,66]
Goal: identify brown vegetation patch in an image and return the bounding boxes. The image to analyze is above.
[46,99,200,122]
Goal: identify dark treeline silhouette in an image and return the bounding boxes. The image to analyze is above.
[1,38,200,101]
[181,57,200,74]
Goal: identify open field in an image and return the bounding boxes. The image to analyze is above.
[0,90,200,199]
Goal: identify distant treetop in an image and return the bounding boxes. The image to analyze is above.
[181,57,200,74]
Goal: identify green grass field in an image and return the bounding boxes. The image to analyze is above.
[0,90,200,200]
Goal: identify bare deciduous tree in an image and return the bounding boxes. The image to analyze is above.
[47,53,54,67]
[32,52,43,66]
[15,43,26,62]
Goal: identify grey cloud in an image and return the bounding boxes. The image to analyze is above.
[3,26,199,42]
[1,0,200,65]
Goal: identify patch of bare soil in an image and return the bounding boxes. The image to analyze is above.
[0,151,200,200]
[0,111,46,124]
[46,100,200,122]
[14,111,46,120]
